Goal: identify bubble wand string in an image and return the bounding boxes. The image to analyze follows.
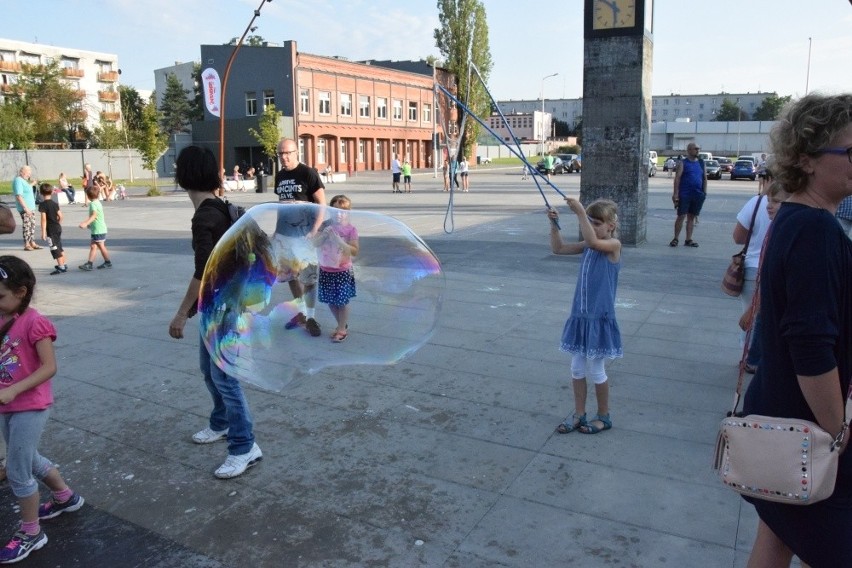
[436,82,564,229]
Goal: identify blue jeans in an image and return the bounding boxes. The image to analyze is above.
[199,337,255,455]
[0,409,54,498]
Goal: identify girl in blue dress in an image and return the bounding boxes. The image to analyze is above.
[547,197,623,434]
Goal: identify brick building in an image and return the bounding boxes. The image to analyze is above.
[195,40,447,175]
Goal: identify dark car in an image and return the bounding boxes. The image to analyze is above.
[704,159,722,180]
[716,157,734,173]
[730,160,756,181]
[536,156,566,174]
[556,153,582,173]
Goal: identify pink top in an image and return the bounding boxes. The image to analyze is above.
[319,223,358,272]
[0,308,56,413]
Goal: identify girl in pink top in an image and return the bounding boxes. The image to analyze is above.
[316,195,359,342]
[0,256,84,564]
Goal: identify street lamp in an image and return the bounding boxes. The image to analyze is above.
[540,72,558,156]
[218,0,271,196]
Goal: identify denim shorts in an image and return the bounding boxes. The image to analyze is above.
[90,233,107,243]
[676,192,705,216]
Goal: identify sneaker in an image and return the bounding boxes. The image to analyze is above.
[284,312,306,330]
[49,267,67,275]
[214,443,262,479]
[192,427,229,444]
[0,530,47,564]
[96,261,112,269]
[305,317,321,337]
[78,262,93,271]
[38,492,84,520]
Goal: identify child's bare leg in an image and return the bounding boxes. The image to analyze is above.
[87,243,97,263]
[594,380,609,418]
[96,242,110,262]
[19,492,39,524]
[336,304,350,332]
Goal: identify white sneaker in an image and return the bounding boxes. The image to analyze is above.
[214,443,262,479]
[192,427,229,444]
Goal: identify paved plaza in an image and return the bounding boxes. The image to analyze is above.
[0,168,771,567]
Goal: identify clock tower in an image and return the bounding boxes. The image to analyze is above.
[582,0,654,245]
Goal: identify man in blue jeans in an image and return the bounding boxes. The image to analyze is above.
[670,143,707,247]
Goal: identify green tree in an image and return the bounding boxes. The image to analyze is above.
[119,85,146,136]
[0,101,34,149]
[190,62,204,122]
[752,94,792,121]
[15,61,83,144]
[715,98,748,121]
[159,73,193,133]
[434,0,493,159]
[136,99,169,190]
[93,119,127,179]
[248,104,283,174]
[227,34,266,46]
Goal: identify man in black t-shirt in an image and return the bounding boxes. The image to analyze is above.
[273,138,327,337]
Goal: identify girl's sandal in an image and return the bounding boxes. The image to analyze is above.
[556,413,586,434]
[579,413,612,434]
[669,238,678,247]
[331,330,348,343]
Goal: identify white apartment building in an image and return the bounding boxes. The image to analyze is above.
[497,92,774,129]
[0,38,121,143]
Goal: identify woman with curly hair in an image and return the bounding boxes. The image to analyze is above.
[742,93,852,567]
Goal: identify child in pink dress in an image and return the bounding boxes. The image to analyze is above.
[316,195,359,342]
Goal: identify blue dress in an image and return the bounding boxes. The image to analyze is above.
[560,248,623,359]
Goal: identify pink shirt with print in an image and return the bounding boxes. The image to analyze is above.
[0,308,56,413]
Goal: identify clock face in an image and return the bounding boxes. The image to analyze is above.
[593,0,636,30]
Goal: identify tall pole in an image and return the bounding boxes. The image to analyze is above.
[540,72,558,156]
[217,0,271,196]
[736,97,741,157]
[432,63,438,178]
[805,37,812,95]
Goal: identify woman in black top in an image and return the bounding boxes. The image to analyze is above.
[168,146,262,480]
[742,93,852,567]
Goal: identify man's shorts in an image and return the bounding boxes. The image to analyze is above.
[403,175,411,183]
[46,233,63,259]
[676,192,705,216]
[90,233,107,243]
[272,233,318,285]
[392,173,401,183]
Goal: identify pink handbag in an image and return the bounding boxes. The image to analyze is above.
[713,246,850,504]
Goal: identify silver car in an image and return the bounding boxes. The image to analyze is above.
[704,159,722,180]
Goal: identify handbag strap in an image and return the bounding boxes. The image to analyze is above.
[732,225,852,446]
[738,195,764,256]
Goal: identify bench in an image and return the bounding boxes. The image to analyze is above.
[225,178,256,192]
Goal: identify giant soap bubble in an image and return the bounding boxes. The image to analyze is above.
[199,202,444,391]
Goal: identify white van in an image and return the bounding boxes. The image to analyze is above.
[698,151,713,162]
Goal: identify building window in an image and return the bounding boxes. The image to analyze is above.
[392,99,402,121]
[298,138,305,162]
[408,102,418,121]
[264,90,275,108]
[317,138,326,163]
[422,103,431,123]
[340,93,352,117]
[300,89,310,114]
[246,92,257,116]
[358,95,371,118]
[376,97,387,119]
[358,140,366,163]
[318,91,331,115]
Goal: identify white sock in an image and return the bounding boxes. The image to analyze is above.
[305,307,315,319]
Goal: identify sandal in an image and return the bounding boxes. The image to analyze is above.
[331,330,348,343]
[684,240,699,247]
[579,413,612,434]
[669,238,678,247]
[556,413,586,434]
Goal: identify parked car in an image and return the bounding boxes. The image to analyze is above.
[716,157,734,173]
[730,160,756,181]
[536,156,566,174]
[556,153,581,173]
[737,155,757,167]
[704,159,722,180]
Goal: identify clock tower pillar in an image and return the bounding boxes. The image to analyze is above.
[582,0,654,245]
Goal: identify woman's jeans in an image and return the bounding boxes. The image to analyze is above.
[199,337,255,455]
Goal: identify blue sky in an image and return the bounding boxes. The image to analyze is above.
[6,0,852,100]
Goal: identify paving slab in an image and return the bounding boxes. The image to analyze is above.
[0,169,769,566]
